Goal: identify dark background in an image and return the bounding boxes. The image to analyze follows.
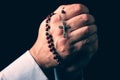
[0,0,119,80]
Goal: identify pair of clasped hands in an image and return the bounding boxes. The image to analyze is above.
[30,3,98,80]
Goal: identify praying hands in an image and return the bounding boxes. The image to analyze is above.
[30,3,98,80]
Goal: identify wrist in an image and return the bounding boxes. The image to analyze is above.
[29,39,59,68]
[29,48,55,80]
[30,45,43,68]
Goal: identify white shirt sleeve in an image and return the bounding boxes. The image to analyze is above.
[0,51,48,80]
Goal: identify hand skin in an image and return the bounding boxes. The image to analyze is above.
[30,3,98,80]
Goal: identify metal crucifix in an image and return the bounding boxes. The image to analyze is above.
[59,21,71,38]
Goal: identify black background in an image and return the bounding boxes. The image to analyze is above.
[0,0,119,80]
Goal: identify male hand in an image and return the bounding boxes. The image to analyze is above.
[30,4,98,78]
[53,4,98,80]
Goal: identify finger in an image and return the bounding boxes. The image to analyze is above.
[54,4,89,20]
[67,14,95,32]
[73,34,98,52]
[69,25,97,44]
[64,35,98,72]
[50,13,95,37]
[64,34,98,63]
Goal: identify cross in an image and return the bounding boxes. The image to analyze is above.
[59,21,71,38]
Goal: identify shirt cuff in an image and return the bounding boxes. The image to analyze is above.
[0,51,48,80]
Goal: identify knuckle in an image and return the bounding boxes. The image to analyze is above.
[74,4,83,12]
[72,4,85,14]
[88,25,97,35]
[59,46,66,53]
[84,25,97,37]
[80,14,95,24]
[81,4,89,13]
[51,14,61,23]
[84,26,89,33]
[82,26,90,37]
[87,34,98,44]
[74,4,89,13]
[57,38,71,58]
[89,14,95,23]
[59,47,70,58]
[82,14,89,22]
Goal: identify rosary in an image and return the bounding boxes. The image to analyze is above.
[45,7,70,64]
[45,7,84,80]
